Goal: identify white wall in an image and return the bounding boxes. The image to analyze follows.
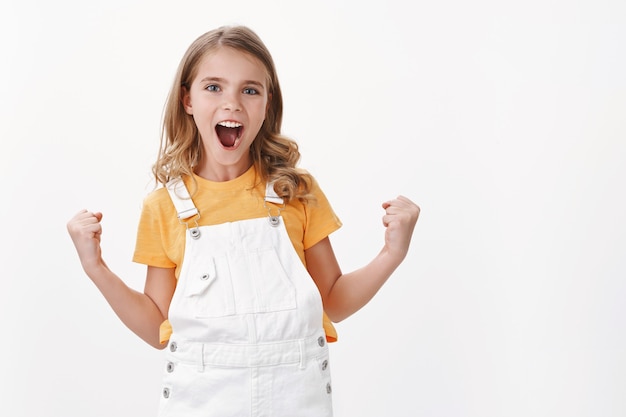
[1,1,625,416]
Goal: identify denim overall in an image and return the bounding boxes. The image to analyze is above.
[158,178,333,416]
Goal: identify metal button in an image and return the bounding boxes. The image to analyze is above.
[166,362,175,373]
[163,387,170,399]
[326,382,332,394]
[169,341,177,352]
[318,336,325,347]
[321,359,328,371]
[269,216,280,227]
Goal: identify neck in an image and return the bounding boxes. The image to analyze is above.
[194,161,253,182]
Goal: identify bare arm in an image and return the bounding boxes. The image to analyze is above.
[306,196,420,322]
[67,210,176,349]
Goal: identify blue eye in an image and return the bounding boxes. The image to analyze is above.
[243,88,258,95]
[206,84,220,92]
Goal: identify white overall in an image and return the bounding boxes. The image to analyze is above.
[158,178,333,417]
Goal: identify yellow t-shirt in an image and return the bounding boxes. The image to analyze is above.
[132,166,342,343]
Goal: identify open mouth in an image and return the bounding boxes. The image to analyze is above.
[215,121,243,148]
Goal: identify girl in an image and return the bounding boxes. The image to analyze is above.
[67,25,420,417]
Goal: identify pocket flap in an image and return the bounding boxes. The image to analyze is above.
[184,259,216,297]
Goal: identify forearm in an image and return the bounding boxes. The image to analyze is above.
[83,261,166,349]
[324,248,404,322]
[307,196,419,324]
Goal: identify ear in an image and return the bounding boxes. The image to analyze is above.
[181,86,193,115]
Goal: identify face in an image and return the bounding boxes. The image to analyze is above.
[183,47,269,181]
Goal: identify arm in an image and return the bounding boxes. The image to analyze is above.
[305,196,420,322]
[67,210,176,349]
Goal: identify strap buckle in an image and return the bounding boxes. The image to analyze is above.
[178,212,201,239]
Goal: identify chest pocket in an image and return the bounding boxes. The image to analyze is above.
[182,248,298,318]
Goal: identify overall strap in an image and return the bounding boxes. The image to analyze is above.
[264,182,284,227]
[165,178,283,232]
[166,178,199,219]
[166,178,201,239]
[264,182,284,205]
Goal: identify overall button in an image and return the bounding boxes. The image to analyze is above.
[169,341,177,352]
[163,387,170,399]
[321,359,328,371]
[317,336,325,347]
[166,362,175,373]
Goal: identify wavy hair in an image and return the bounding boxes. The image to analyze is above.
[153,25,313,203]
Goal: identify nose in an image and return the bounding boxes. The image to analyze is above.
[221,90,242,112]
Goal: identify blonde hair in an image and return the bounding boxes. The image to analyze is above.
[153,25,313,203]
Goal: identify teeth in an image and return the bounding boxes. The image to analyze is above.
[217,121,242,128]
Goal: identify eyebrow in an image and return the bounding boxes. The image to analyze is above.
[199,77,265,89]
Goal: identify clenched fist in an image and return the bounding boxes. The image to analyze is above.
[381,196,420,261]
[67,210,104,270]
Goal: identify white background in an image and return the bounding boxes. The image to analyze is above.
[1,0,625,416]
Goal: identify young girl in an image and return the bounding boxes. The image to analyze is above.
[67,25,419,417]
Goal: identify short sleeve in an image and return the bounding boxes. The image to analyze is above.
[302,177,342,250]
[132,192,177,268]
